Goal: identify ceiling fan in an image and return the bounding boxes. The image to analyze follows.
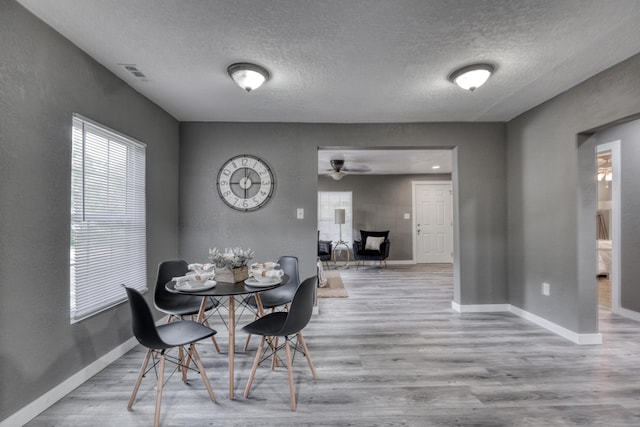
[325,159,370,180]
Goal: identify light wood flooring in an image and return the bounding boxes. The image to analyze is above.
[26,264,640,426]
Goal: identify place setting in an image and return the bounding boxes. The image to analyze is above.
[245,261,284,287]
[172,263,216,292]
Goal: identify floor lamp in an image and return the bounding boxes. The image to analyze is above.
[333,208,349,268]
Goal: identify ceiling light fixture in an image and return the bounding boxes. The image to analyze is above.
[448,63,494,92]
[329,170,346,180]
[432,165,441,170]
[227,62,270,92]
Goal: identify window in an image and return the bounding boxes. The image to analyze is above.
[318,191,352,245]
[70,114,147,323]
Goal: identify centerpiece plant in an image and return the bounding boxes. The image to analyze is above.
[208,247,254,282]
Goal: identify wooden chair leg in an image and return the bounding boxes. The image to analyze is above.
[243,313,259,351]
[179,345,187,383]
[284,339,297,411]
[244,336,265,398]
[204,319,221,353]
[297,331,318,379]
[154,353,166,427]
[189,343,216,402]
[271,336,279,370]
[128,348,152,410]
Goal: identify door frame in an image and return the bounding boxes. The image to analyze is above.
[411,180,453,264]
[597,141,622,315]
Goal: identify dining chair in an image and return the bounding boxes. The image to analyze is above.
[154,260,221,352]
[242,275,318,411]
[243,255,301,350]
[123,286,217,427]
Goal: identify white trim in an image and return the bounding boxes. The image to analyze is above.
[0,336,140,427]
[597,141,621,315]
[451,301,510,312]
[615,306,640,323]
[452,302,603,345]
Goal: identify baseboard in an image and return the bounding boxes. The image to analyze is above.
[0,335,141,427]
[451,301,510,312]
[386,260,416,265]
[613,306,640,323]
[451,301,603,345]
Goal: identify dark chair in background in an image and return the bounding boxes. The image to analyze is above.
[243,255,301,350]
[153,260,221,352]
[242,276,318,411]
[124,286,217,427]
[317,231,332,269]
[352,230,390,270]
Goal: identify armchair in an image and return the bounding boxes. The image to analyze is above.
[317,231,332,269]
[352,230,390,270]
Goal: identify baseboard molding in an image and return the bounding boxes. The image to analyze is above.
[451,302,603,345]
[614,306,640,323]
[0,335,141,427]
[386,260,416,265]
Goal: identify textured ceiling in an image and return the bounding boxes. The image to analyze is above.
[17,0,640,123]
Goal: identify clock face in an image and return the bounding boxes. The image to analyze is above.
[216,154,275,211]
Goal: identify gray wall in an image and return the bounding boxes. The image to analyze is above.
[0,1,180,420]
[179,122,507,305]
[507,53,640,334]
[318,174,452,260]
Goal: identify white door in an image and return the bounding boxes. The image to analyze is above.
[415,183,453,263]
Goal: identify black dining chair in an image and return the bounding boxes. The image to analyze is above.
[242,275,318,411]
[243,255,301,350]
[154,260,221,352]
[123,286,217,427]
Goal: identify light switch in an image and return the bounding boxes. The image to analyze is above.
[404,213,410,219]
[297,208,304,219]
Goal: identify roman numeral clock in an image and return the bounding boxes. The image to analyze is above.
[216,154,275,211]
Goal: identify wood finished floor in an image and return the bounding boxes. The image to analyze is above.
[26,264,640,426]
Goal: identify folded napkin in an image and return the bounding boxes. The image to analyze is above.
[172,272,214,284]
[250,269,284,279]
[188,263,214,272]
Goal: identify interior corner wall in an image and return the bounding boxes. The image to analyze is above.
[318,174,452,260]
[178,122,507,306]
[0,1,180,421]
[506,52,640,334]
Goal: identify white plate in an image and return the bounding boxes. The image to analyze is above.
[245,277,281,287]
[175,280,217,292]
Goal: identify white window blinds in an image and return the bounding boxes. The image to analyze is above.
[318,191,352,245]
[70,114,147,323]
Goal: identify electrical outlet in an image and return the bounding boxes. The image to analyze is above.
[542,282,550,296]
[296,208,304,219]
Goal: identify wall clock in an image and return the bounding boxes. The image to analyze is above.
[216,154,275,211]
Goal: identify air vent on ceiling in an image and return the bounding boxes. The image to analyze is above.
[118,64,148,81]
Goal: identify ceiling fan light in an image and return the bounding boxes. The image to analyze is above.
[227,62,270,92]
[449,64,494,92]
[605,172,613,181]
[329,170,346,180]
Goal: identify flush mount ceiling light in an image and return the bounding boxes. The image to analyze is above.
[329,170,346,180]
[227,62,270,92]
[448,63,494,92]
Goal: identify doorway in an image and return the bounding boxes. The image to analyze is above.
[596,141,621,315]
[413,181,453,263]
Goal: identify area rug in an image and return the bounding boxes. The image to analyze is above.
[318,270,348,298]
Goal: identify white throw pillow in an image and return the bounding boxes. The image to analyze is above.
[365,236,385,251]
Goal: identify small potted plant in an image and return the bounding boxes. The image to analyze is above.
[208,247,254,282]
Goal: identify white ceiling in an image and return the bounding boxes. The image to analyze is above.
[18,0,640,124]
[318,149,452,176]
